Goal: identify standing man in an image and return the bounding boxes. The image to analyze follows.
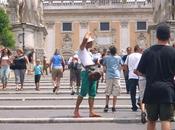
[74,32,100,118]
[122,47,132,94]
[43,56,48,75]
[103,46,123,112]
[124,45,142,111]
[137,23,175,130]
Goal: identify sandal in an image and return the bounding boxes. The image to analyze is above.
[35,88,40,91]
[18,88,23,91]
[53,86,58,93]
[141,112,147,124]
[16,87,20,91]
[89,113,101,117]
[73,112,81,118]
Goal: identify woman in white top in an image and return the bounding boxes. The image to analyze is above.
[0,48,12,89]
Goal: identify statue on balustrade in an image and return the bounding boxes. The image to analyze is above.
[8,0,44,26]
[8,0,23,23]
[153,0,170,23]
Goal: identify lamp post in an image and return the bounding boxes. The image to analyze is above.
[22,23,25,51]
[172,0,175,20]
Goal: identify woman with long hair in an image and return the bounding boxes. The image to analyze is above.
[0,48,12,89]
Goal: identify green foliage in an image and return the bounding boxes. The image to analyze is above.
[0,28,15,48]
[0,9,9,32]
[0,8,15,48]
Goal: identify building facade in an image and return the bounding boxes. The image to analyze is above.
[43,0,153,60]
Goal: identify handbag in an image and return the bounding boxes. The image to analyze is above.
[10,63,16,70]
[88,71,101,81]
[86,66,102,81]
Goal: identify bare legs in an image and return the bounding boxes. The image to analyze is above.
[53,77,61,93]
[74,96,101,117]
[147,121,171,130]
[74,96,83,118]
[104,95,117,112]
[147,121,156,130]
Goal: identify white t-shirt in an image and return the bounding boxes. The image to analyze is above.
[78,48,94,67]
[125,52,142,79]
[134,54,145,80]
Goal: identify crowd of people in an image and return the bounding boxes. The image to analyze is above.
[0,23,175,130]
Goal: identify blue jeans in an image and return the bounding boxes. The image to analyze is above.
[1,65,10,84]
[128,79,138,110]
[123,70,129,93]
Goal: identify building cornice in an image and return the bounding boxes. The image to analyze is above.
[44,8,153,15]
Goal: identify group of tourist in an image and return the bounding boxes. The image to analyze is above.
[73,23,175,130]
[0,22,174,130]
[0,48,29,91]
[0,47,65,93]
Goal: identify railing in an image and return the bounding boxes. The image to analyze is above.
[43,0,153,9]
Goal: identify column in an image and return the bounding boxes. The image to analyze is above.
[79,21,88,45]
[45,22,55,59]
[120,21,130,53]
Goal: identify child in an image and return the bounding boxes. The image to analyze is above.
[33,59,43,91]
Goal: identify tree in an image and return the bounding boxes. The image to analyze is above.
[0,8,15,48]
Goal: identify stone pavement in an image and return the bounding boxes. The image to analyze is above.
[0,70,174,128]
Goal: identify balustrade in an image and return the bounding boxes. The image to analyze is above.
[43,0,152,9]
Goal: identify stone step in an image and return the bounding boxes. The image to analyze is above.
[0,117,140,124]
[0,86,128,90]
[0,96,134,101]
[0,105,132,110]
[0,90,136,95]
[1,83,126,87]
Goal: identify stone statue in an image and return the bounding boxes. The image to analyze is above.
[62,34,72,49]
[153,0,170,23]
[8,0,23,23]
[31,0,44,26]
[9,0,43,25]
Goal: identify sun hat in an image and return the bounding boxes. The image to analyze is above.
[87,36,94,43]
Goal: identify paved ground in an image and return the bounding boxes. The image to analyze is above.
[0,123,170,130]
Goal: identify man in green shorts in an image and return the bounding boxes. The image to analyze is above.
[74,32,101,118]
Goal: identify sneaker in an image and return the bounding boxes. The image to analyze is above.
[132,106,138,112]
[104,105,108,112]
[112,107,116,112]
[141,112,147,124]
[71,91,75,95]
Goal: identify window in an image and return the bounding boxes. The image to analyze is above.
[100,22,110,31]
[137,21,147,31]
[62,22,72,31]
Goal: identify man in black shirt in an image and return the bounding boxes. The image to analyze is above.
[137,23,175,130]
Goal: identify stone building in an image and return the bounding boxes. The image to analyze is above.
[43,0,153,60]
[148,0,175,45]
